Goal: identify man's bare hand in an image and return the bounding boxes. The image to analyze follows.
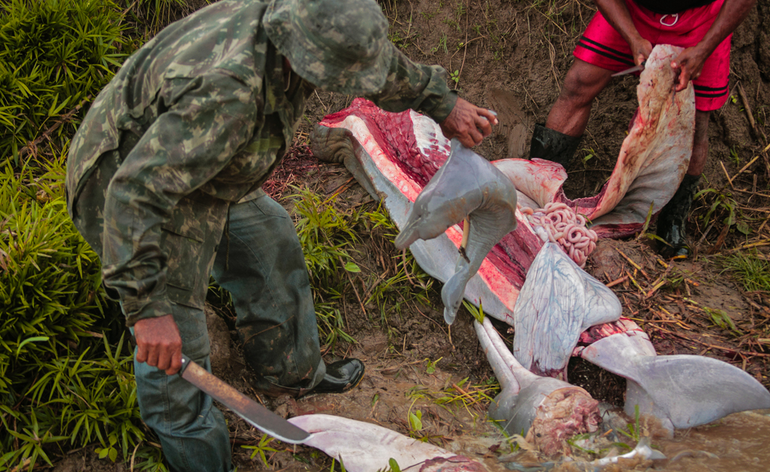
[671,47,709,92]
[134,314,183,375]
[595,0,650,67]
[629,36,653,67]
[439,97,498,148]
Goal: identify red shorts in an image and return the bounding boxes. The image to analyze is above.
[574,0,730,111]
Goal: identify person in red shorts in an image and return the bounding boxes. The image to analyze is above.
[529,0,755,258]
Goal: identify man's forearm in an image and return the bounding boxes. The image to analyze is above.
[594,0,643,50]
[364,45,457,123]
[696,0,756,57]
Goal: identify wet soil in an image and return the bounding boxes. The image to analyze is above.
[53,0,770,471]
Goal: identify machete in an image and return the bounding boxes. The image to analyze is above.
[180,355,310,444]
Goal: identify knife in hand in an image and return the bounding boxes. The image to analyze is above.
[180,355,310,444]
[612,61,645,77]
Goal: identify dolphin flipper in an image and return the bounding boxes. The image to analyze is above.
[441,202,517,324]
[396,139,518,324]
[513,242,621,378]
[581,332,770,431]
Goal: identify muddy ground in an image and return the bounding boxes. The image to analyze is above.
[52,0,770,471]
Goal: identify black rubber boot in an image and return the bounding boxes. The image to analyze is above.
[656,173,701,259]
[303,359,365,396]
[529,123,582,168]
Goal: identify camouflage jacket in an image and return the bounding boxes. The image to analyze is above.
[65,0,457,325]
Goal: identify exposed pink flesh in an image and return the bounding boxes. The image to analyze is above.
[495,45,695,238]
[319,45,694,326]
[475,317,601,449]
[314,46,770,434]
[581,46,695,225]
[320,104,532,320]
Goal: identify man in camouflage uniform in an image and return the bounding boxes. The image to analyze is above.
[65,0,498,470]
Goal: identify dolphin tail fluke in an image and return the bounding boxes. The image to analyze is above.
[513,242,622,377]
[582,333,770,430]
[624,354,770,430]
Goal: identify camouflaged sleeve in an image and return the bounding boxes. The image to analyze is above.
[101,73,258,325]
[364,45,457,123]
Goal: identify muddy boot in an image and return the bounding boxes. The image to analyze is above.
[656,173,701,259]
[301,359,365,396]
[529,123,582,168]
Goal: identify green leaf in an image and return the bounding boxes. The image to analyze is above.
[463,300,485,323]
[344,262,361,272]
[408,411,422,431]
[16,336,49,355]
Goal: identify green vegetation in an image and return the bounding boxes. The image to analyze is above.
[695,186,751,236]
[0,0,127,166]
[386,458,402,472]
[0,1,181,470]
[719,251,770,294]
[293,187,363,286]
[241,434,278,467]
[129,0,189,36]
[291,189,435,341]
[360,204,434,326]
[406,377,500,420]
[463,300,485,323]
[704,307,743,336]
[618,404,642,444]
[0,156,155,470]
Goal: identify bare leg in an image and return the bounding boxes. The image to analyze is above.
[545,59,615,137]
[531,59,615,166]
[687,110,710,176]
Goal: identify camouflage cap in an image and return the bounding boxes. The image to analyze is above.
[264,0,394,95]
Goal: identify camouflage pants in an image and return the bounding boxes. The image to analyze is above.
[212,192,325,396]
[70,147,324,472]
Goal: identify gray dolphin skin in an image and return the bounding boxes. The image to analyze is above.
[288,414,488,472]
[579,327,770,433]
[513,242,621,379]
[394,139,518,324]
[312,113,519,322]
[310,125,383,200]
[310,75,770,456]
[474,317,601,456]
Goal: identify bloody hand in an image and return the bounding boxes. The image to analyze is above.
[671,46,709,92]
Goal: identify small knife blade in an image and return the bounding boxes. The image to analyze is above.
[612,62,645,77]
[180,355,310,444]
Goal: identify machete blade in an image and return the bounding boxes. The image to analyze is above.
[180,355,310,444]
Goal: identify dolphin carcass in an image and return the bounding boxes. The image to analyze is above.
[310,44,770,443]
[288,414,488,472]
[475,316,601,455]
[311,44,694,324]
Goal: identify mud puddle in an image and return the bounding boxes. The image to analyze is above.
[650,410,770,472]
